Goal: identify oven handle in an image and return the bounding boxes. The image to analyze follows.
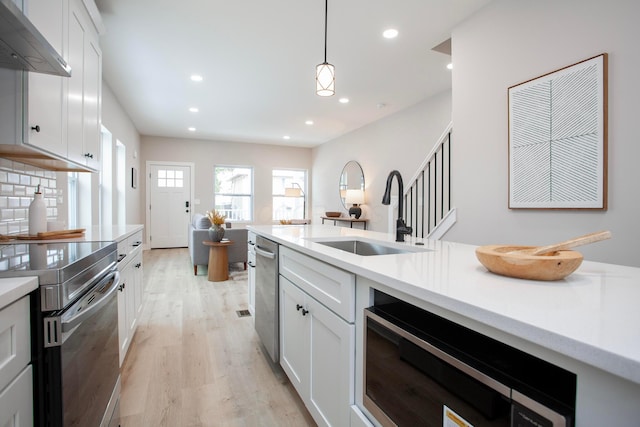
[61,269,120,333]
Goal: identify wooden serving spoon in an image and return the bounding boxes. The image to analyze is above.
[511,230,612,256]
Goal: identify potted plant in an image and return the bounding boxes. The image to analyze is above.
[206,210,226,242]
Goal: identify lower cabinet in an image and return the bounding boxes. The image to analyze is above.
[0,296,33,427]
[280,276,354,427]
[117,233,144,366]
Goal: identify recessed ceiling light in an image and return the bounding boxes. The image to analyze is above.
[383,29,398,39]
[305,120,314,125]
[188,127,196,132]
[339,97,349,104]
[189,107,199,113]
[447,63,453,70]
[283,135,291,140]
[190,74,203,82]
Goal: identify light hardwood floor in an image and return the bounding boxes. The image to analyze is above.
[119,248,316,427]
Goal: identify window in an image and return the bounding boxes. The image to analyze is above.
[214,166,253,222]
[273,169,306,220]
[157,169,184,188]
[99,126,112,226]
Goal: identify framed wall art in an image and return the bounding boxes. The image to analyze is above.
[508,53,608,209]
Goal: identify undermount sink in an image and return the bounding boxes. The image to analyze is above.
[313,239,429,256]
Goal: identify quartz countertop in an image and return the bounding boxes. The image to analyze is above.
[0,277,38,310]
[248,224,640,385]
[65,225,144,242]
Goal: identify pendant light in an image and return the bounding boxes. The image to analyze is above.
[316,0,335,96]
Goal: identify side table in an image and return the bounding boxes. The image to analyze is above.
[320,216,368,230]
[203,240,234,282]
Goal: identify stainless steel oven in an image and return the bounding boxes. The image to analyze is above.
[0,241,120,427]
[363,292,576,427]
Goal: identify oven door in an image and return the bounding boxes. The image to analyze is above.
[43,269,121,427]
[363,309,568,427]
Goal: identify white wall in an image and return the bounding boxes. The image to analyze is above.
[140,136,312,224]
[311,91,452,232]
[448,0,640,267]
[101,82,142,225]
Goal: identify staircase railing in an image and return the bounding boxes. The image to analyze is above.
[402,122,455,240]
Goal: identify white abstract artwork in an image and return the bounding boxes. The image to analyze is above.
[508,54,607,209]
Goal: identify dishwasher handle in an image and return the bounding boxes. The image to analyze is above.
[255,246,276,259]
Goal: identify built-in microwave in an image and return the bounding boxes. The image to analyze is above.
[363,292,576,427]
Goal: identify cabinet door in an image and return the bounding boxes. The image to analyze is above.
[25,0,66,156]
[132,252,144,319]
[279,277,309,398]
[82,37,101,169]
[67,5,85,163]
[308,298,355,427]
[67,0,101,169]
[0,366,33,427]
[117,263,133,366]
[248,249,256,315]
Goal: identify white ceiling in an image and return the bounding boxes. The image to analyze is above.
[95,0,491,147]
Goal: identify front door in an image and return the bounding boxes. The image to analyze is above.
[148,163,192,248]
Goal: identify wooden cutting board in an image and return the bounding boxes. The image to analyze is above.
[15,228,86,240]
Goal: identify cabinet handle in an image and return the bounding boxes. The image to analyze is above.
[296,304,303,311]
[31,125,41,132]
[117,254,127,262]
[301,308,309,316]
[135,263,142,268]
[84,153,94,159]
[118,283,125,291]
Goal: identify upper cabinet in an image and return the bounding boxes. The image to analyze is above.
[24,0,67,158]
[66,0,101,170]
[0,0,102,172]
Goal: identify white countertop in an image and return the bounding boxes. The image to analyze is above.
[0,277,38,310]
[67,225,144,242]
[248,224,640,385]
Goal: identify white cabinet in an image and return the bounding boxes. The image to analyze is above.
[66,0,101,169]
[247,231,256,315]
[0,0,102,171]
[279,247,355,427]
[116,229,144,365]
[24,0,67,157]
[0,296,33,427]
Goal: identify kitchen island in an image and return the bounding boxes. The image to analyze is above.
[248,224,640,427]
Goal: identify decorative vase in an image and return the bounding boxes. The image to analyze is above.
[208,224,225,242]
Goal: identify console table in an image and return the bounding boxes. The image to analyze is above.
[320,216,368,230]
[203,240,234,281]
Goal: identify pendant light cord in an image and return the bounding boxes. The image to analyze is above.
[323,0,328,63]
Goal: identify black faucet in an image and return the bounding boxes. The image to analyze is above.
[381,170,413,242]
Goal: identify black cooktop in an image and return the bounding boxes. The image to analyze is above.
[0,241,117,285]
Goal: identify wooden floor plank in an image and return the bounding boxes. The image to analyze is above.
[120,248,316,427]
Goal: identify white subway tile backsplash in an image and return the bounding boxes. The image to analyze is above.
[7,173,19,184]
[0,160,57,235]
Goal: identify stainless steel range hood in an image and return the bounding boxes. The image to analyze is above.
[0,0,71,77]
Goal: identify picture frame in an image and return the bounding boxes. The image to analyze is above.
[508,54,608,209]
[131,167,138,189]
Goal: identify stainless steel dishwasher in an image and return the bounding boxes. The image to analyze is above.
[254,235,279,363]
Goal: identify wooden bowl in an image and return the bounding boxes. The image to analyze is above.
[475,245,583,281]
[325,211,341,218]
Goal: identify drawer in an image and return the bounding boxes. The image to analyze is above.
[279,246,355,323]
[0,296,30,392]
[127,230,143,255]
[0,365,33,427]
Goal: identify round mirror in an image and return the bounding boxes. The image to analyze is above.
[339,161,365,210]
